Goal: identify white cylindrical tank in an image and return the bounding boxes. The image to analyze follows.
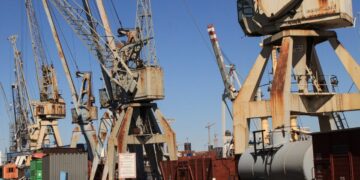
[238,140,313,180]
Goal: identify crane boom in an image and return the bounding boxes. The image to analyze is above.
[0,83,14,124]
[45,0,137,95]
[0,82,17,152]
[25,0,60,102]
[8,35,34,151]
[41,0,98,160]
[207,24,238,100]
[136,0,158,65]
[43,1,177,179]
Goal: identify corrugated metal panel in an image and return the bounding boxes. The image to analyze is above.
[353,155,360,178]
[43,156,49,180]
[331,154,351,180]
[42,152,87,180]
[313,128,360,180]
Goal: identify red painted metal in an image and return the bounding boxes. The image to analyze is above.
[160,151,238,180]
[313,128,360,180]
[2,163,18,179]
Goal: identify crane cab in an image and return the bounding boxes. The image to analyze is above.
[237,0,354,36]
[133,66,164,101]
[99,66,164,108]
[32,100,66,120]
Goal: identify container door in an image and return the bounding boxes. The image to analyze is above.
[60,171,68,180]
[331,154,351,180]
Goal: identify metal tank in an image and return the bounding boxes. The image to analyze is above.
[238,140,313,180]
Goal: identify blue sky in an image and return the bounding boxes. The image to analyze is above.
[0,0,359,152]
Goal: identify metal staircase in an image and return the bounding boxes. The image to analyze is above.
[306,66,349,130]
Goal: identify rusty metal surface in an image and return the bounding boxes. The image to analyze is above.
[313,128,360,180]
[303,0,337,18]
[42,147,86,154]
[270,36,293,130]
[329,38,360,90]
[116,108,133,153]
[233,45,272,154]
[160,152,238,180]
[232,29,360,161]
[238,0,354,36]
[32,101,66,119]
[290,93,360,114]
[155,108,177,160]
[133,66,165,101]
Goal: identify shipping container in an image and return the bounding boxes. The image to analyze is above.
[313,127,360,180]
[2,163,18,179]
[30,159,43,180]
[41,148,88,180]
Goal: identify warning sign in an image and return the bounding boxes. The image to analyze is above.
[119,153,136,179]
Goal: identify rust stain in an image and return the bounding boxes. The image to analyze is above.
[101,132,107,141]
[102,111,109,119]
[92,133,99,145]
[318,0,333,15]
[307,0,336,18]
[272,39,289,94]
[319,0,328,9]
[270,38,290,129]
[117,109,132,153]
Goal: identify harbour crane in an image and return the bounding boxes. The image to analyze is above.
[36,0,99,165]
[42,0,177,179]
[234,0,360,179]
[207,24,244,156]
[0,83,16,152]
[8,35,34,152]
[25,0,65,149]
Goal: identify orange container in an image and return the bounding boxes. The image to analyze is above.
[3,163,18,179]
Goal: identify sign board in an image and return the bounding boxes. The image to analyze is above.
[119,153,136,179]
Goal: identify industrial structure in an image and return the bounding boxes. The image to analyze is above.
[207,24,242,157]
[8,33,64,153]
[41,0,177,179]
[25,0,65,150]
[0,0,359,179]
[234,0,359,179]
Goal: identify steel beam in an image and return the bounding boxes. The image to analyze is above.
[270,36,293,131]
[233,45,271,154]
[291,93,360,113]
[329,38,360,90]
[233,29,360,156]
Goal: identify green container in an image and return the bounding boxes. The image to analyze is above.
[30,159,43,180]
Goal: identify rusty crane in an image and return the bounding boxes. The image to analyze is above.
[8,35,34,152]
[25,0,65,150]
[234,0,360,179]
[41,0,177,179]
